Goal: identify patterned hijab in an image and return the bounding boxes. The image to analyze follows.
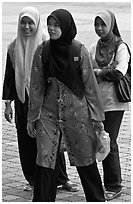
[95,10,123,67]
[14,6,46,103]
[45,9,85,98]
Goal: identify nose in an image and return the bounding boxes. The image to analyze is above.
[25,23,30,28]
[97,25,102,31]
[48,25,54,31]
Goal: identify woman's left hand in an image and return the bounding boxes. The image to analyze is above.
[27,121,37,138]
[93,121,104,136]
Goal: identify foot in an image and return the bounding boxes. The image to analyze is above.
[62,181,79,192]
[104,189,122,201]
[24,183,34,191]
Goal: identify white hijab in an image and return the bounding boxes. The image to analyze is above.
[14,6,46,103]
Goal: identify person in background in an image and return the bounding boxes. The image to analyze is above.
[2,6,79,193]
[27,8,105,202]
[89,10,130,201]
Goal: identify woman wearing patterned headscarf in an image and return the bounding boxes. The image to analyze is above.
[89,10,130,201]
[2,6,46,191]
[27,9,105,202]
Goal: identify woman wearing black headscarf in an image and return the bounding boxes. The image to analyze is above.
[89,10,130,200]
[27,9,105,202]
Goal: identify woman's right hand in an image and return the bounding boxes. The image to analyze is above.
[27,121,37,138]
[4,102,13,123]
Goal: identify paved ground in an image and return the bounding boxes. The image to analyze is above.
[2,2,131,202]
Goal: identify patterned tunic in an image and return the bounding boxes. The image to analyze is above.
[28,42,105,169]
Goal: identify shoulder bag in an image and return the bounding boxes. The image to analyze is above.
[114,43,131,102]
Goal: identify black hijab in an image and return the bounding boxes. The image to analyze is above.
[95,10,123,67]
[45,9,84,98]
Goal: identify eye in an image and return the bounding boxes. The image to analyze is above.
[29,20,34,25]
[95,22,106,28]
[28,21,32,25]
[101,22,106,27]
[20,20,25,25]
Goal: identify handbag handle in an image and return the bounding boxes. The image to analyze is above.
[114,42,131,76]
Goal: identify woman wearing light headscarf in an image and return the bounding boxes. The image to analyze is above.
[27,8,105,202]
[89,10,130,200]
[2,6,46,191]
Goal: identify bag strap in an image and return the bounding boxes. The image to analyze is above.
[72,39,82,59]
[72,39,82,73]
[114,41,131,76]
[125,43,131,76]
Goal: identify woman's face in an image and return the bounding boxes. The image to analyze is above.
[20,16,36,37]
[47,17,62,40]
[95,17,109,38]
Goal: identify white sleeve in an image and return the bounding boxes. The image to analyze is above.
[115,43,130,75]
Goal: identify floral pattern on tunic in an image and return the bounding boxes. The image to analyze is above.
[28,43,105,169]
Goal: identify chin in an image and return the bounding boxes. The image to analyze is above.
[51,37,57,40]
[25,33,32,37]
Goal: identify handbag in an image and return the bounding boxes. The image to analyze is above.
[114,43,131,102]
[115,72,131,102]
[96,130,110,162]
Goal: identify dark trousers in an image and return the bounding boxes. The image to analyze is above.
[57,151,69,186]
[33,162,105,202]
[33,138,62,202]
[102,110,124,192]
[15,93,37,186]
[16,128,37,186]
[33,165,57,201]
[77,162,105,202]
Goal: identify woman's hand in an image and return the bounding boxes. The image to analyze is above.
[27,121,37,138]
[93,120,104,136]
[4,102,13,123]
[93,68,102,75]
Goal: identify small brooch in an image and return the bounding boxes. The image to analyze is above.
[74,57,79,61]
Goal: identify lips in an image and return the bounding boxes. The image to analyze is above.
[49,32,55,35]
[24,29,31,34]
[96,31,104,37]
[97,31,103,35]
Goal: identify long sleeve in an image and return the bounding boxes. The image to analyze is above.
[2,52,17,101]
[27,43,46,122]
[98,43,130,82]
[90,43,130,82]
[80,45,105,121]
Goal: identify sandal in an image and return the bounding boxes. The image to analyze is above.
[62,181,79,192]
[104,189,122,201]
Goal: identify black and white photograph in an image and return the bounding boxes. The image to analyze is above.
[2,0,131,202]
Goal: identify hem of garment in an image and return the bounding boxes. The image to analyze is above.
[104,106,130,112]
[69,158,96,167]
[36,161,55,170]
